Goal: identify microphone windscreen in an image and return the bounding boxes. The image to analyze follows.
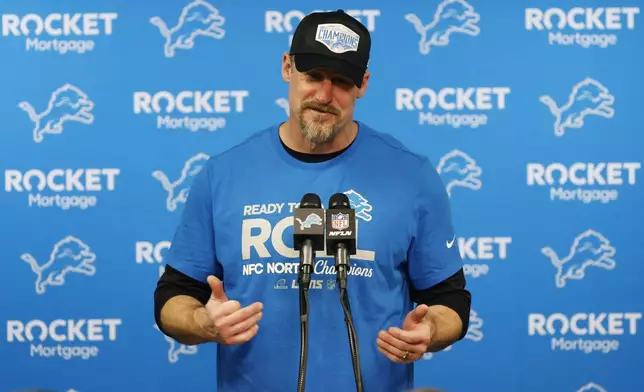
[329,193,350,209]
[325,193,356,255]
[300,193,322,208]
[294,193,325,251]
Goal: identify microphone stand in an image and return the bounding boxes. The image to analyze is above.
[297,239,313,392]
[336,243,364,392]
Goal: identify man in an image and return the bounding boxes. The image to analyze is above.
[154,9,471,392]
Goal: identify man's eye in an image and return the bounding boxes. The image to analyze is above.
[333,78,352,87]
[307,73,324,81]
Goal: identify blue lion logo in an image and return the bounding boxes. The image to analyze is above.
[344,189,372,222]
[18,83,94,143]
[152,153,210,212]
[576,382,607,392]
[295,213,323,230]
[405,0,481,55]
[541,229,616,288]
[540,78,615,137]
[20,236,96,295]
[150,0,226,58]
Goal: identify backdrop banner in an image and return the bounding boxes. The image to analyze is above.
[1,1,642,391]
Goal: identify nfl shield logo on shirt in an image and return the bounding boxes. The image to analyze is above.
[331,213,349,230]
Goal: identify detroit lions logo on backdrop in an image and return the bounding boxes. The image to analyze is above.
[541,229,616,289]
[13,390,79,392]
[539,78,615,137]
[296,213,323,230]
[436,150,482,197]
[20,236,96,295]
[576,383,607,392]
[423,309,483,360]
[343,189,372,222]
[154,325,197,363]
[150,0,225,58]
[275,97,289,116]
[18,84,94,143]
[153,153,210,212]
[405,0,480,55]
[463,309,484,342]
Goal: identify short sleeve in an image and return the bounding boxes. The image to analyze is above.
[165,159,221,283]
[407,158,464,290]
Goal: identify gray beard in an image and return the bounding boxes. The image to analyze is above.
[298,116,341,146]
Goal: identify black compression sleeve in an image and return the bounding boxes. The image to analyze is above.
[155,266,472,341]
[154,264,211,334]
[409,268,472,341]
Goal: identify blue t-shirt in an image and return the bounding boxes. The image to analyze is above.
[165,121,464,392]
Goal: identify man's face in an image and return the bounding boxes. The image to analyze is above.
[282,54,369,144]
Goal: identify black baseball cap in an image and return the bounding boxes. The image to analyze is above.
[289,10,371,87]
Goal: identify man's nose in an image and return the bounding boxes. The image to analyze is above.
[315,79,334,104]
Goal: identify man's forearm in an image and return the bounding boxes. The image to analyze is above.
[423,305,464,352]
[159,295,215,346]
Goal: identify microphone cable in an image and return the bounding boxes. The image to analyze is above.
[297,238,313,392]
[336,243,364,392]
[293,192,325,392]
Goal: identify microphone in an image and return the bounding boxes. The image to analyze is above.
[293,193,325,289]
[325,193,363,392]
[325,193,357,290]
[293,193,324,392]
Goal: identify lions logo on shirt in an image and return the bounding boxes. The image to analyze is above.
[344,189,372,222]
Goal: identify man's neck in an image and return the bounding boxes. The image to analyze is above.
[279,119,358,154]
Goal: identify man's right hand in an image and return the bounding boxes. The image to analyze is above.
[193,275,263,345]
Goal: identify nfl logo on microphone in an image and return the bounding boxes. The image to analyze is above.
[331,213,349,230]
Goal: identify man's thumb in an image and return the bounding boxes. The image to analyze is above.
[207,275,227,302]
[411,304,430,322]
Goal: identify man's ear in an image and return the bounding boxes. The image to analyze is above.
[356,71,370,99]
[281,53,291,83]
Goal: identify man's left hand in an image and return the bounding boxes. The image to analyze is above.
[376,304,433,363]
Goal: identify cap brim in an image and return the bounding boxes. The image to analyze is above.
[294,54,364,88]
